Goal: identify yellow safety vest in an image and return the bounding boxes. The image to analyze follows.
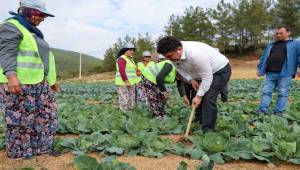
[142,60,176,85]
[136,61,155,83]
[0,19,56,86]
[115,55,138,85]
[137,61,155,73]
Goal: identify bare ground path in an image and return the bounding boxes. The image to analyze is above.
[0,135,299,170]
[1,138,300,170]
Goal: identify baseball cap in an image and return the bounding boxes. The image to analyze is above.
[142,51,151,57]
[20,0,54,17]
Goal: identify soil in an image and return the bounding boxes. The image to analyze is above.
[1,135,299,170]
[1,141,300,170]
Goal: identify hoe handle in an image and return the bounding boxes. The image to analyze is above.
[184,105,196,138]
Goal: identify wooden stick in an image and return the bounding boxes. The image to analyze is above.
[184,105,196,138]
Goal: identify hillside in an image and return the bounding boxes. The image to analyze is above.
[52,48,103,79]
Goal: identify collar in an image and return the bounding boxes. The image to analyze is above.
[180,44,186,60]
[174,45,186,65]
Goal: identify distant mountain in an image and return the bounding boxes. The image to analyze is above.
[52,48,103,79]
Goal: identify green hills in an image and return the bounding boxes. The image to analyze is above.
[52,48,103,79]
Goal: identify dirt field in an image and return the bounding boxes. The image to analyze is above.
[1,135,299,169]
[1,144,300,170]
[64,56,300,82]
[63,57,260,82]
[1,57,300,170]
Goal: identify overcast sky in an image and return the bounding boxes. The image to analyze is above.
[1,0,233,59]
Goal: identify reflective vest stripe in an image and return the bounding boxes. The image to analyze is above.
[116,75,137,78]
[17,62,44,69]
[116,70,136,74]
[17,51,39,57]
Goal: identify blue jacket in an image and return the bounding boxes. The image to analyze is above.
[257,39,300,78]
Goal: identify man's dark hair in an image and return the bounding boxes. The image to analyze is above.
[277,25,290,32]
[157,36,182,54]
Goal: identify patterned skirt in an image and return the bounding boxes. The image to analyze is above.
[117,85,136,112]
[0,81,58,159]
[142,76,166,117]
[136,82,149,105]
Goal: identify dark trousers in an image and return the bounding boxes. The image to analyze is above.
[197,63,231,132]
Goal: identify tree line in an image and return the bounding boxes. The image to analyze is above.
[101,0,300,72]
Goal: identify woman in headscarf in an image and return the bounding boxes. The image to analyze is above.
[115,43,138,111]
[136,51,155,105]
[141,55,176,117]
[0,0,59,159]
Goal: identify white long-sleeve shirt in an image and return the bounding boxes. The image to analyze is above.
[174,41,229,97]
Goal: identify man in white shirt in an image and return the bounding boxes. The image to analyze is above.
[157,36,231,132]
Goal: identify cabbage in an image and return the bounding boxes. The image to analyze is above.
[0,135,4,150]
[126,116,151,134]
[202,132,229,153]
[111,134,141,150]
[146,135,170,152]
[158,117,178,132]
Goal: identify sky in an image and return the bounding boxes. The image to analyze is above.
[1,0,233,59]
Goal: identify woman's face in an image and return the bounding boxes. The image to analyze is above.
[143,56,151,62]
[30,14,46,26]
[124,49,135,57]
[19,7,48,26]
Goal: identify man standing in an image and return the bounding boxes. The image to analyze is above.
[257,26,300,116]
[157,36,231,132]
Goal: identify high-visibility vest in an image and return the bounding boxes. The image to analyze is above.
[115,55,138,85]
[0,19,56,86]
[137,61,155,73]
[136,61,155,83]
[142,60,176,85]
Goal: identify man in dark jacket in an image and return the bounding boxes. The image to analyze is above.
[257,26,300,116]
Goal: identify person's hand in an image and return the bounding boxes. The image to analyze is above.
[297,69,300,77]
[256,71,261,77]
[50,83,60,93]
[189,79,199,91]
[7,74,23,95]
[183,95,190,105]
[124,80,130,86]
[162,91,168,101]
[136,69,141,76]
[192,95,202,108]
